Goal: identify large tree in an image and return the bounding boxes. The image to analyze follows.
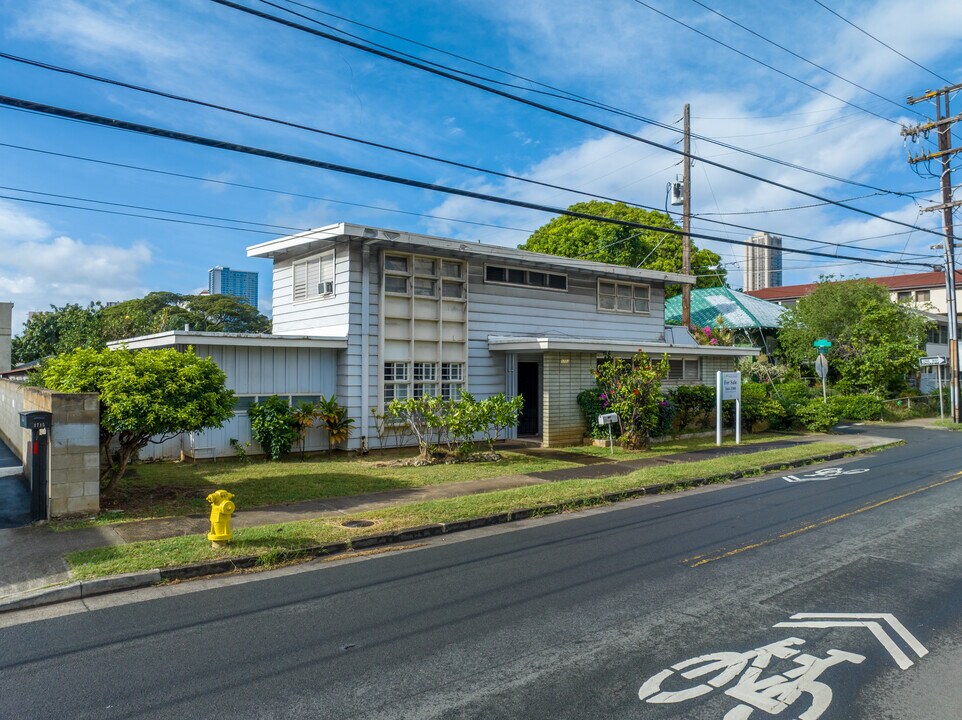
[777,279,931,394]
[520,201,725,295]
[11,303,104,365]
[42,347,235,491]
[13,292,272,364]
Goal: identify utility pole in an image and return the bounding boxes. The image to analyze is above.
[682,103,692,327]
[904,83,962,421]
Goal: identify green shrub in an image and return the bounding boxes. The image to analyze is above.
[576,387,608,439]
[654,397,678,437]
[774,380,812,406]
[827,394,882,421]
[671,384,716,430]
[742,396,788,432]
[795,400,841,432]
[249,395,297,460]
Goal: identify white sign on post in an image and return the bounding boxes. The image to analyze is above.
[716,371,742,446]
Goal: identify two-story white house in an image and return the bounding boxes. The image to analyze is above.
[117,223,757,457]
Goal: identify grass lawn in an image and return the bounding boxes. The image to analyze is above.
[562,432,801,458]
[932,419,962,431]
[66,441,857,579]
[63,449,583,527]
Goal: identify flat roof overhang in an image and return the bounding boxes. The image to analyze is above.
[487,336,759,356]
[248,222,696,286]
[107,330,348,351]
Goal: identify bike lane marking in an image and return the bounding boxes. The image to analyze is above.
[684,472,962,568]
[783,467,870,483]
[638,613,927,719]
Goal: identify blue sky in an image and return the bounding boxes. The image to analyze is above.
[0,0,959,330]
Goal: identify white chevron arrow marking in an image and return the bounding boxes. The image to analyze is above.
[773,613,927,670]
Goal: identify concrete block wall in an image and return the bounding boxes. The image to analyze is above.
[0,379,100,518]
[542,351,596,448]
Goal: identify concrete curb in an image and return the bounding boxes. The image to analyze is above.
[0,569,162,613]
[0,442,898,613]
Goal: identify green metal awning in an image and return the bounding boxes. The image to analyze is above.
[664,287,786,330]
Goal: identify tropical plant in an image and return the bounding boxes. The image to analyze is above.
[249,395,297,460]
[317,395,354,451]
[291,401,319,458]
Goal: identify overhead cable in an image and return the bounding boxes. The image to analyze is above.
[0,94,937,268]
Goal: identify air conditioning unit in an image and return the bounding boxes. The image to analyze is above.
[319,281,334,295]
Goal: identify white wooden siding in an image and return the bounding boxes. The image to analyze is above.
[271,242,352,336]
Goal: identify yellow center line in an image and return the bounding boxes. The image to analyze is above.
[685,471,962,568]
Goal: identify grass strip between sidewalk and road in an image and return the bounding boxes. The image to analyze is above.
[66,441,857,580]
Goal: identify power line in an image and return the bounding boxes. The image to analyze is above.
[0,194,286,235]
[686,0,924,119]
[0,140,535,234]
[10,51,899,251]
[629,0,902,125]
[0,184,305,232]
[811,0,954,85]
[0,93,938,269]
[0,90,929,259]
[226,0,928,202]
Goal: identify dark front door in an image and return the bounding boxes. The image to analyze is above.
[516,362,540,436]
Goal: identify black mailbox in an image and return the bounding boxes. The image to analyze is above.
[19,411,52,430]
[19,411,52,521]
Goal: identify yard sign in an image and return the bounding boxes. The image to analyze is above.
[716,371,742,446]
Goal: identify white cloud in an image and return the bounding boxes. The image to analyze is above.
[0,202,152,332]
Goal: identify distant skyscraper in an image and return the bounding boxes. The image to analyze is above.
[208,266,258,307]
[744,232,783,292]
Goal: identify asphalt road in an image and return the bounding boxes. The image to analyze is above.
[1,425,961,719]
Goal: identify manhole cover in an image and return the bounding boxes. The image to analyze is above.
[342,519,375,528]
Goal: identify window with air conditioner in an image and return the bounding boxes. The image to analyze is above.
[292,250,335,301]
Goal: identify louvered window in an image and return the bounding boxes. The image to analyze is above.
[292,250,335,301]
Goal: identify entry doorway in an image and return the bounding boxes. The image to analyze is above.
[516,361,541,436]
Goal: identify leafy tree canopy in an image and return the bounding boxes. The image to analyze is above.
[777,278,931,395]
[41,347,235,491]
[14,292,272,364]
[519,201,725,296]
[11,303,104,365]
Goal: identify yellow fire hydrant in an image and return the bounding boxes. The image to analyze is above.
[207,489,236,547]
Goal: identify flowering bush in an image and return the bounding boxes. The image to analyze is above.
[594,352,669,449]
[689,315,735,346]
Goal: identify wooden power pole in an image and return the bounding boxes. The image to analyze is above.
[904,83,962,421]
[682,103,692,327]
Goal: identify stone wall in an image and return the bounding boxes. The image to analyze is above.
[0,379,100,518]
[542,351,596,448]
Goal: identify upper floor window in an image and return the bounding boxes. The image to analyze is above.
[485,264,567,291]
[598,280,650,314]
[292,250,335,301]
[384,252,465,300]
[916,290,931,302]
[897,291,912,302]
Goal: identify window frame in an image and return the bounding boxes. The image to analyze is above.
[598,279,651,315]
[291,249,335,303]
[483,264,568,293]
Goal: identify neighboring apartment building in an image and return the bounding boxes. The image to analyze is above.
[743,232,783,292]
[117,223,758,458]
[208,266,259,307]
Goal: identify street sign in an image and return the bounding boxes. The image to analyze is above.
[919,356,948,367]
[814,338,832,355]
[814,354,829,379]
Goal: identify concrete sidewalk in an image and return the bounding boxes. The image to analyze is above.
[0,431,896,600]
